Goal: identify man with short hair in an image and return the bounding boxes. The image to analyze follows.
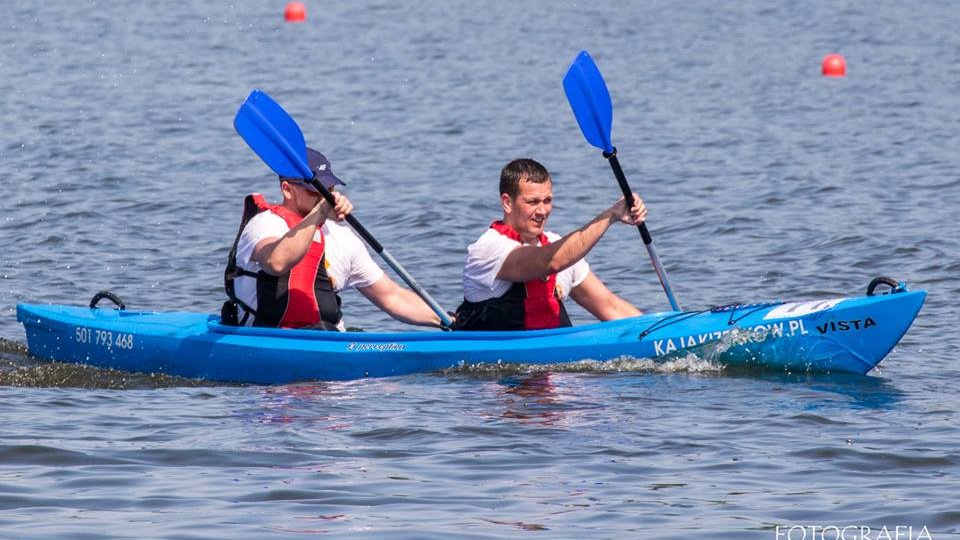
[223,147,441,330]
[454,158,645,331]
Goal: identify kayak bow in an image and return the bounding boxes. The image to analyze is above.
[16,286,925,384]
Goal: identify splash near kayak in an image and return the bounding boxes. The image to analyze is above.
[16,281,924,384]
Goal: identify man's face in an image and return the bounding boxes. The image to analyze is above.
[285,180,324,217]
[502,179,552,242]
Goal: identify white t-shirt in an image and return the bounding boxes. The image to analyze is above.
[234,211,384,326]
[462,228,590,303]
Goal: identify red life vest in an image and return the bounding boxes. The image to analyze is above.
[453,221,571,331]
[223,194,342,330]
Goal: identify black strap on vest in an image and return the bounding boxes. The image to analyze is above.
[222,196,262,326]
[452,282,571,331]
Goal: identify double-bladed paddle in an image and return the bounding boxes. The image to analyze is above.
[563,50,682,312]
[234,89,453,328]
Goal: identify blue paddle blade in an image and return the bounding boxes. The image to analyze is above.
[233,90,312,179]
[562,50,614,153]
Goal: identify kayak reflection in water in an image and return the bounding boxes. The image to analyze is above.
[454,158,645,331]
[221,147,442,331]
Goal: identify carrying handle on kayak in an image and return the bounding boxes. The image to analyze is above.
[867,276,907,296]
[563,50,682,312]
[234,90,453,329]
[90,290,126,310]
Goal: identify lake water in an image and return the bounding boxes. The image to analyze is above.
[0,1,957,538]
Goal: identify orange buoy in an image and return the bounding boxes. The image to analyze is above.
[284,2,306,22]
[822,53,846,77]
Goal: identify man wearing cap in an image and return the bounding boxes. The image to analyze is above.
[222,148,442,330]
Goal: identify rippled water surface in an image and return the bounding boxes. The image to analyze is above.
[1,1,958,538]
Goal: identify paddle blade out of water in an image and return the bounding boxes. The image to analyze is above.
[232,89,454,329]
[234,89,311,179]
[562,50,614,154]
[562,50,683,312]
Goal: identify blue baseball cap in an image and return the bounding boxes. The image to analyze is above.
[279,147,346,190]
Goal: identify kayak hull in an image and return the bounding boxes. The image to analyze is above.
[16,290,925,384]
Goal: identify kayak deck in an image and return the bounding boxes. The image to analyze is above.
[17,289,926,383]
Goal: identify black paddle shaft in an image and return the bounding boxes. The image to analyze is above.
[603,148,653,245]
[306,174,454,327]
[601,147,682,311]
[309,177,384,253]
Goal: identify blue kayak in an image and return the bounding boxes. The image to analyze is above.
[16,284,925,384]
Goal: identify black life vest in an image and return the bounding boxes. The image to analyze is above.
[222,194,342,330]
[453,221,571,331]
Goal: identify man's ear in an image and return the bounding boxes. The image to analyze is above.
[279,180,295,200]
[500,192,512,214]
